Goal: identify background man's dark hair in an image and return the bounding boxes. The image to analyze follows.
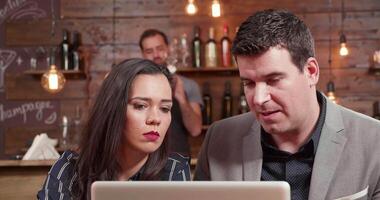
[232,9,315,71]
[139,29,169,50]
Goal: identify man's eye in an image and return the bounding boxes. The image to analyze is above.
[267,78,280,85]
[242,81,255,87]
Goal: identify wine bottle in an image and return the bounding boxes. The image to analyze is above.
[232,26,239,68]
[222,81,233,118]
[192,26,202,68]
[70,31,82,71]
[202,82,212,125]
[373,101,380,120]
[238,82,249,114]
[205,27,217,68]
[179,33,190,68]
[60,29,71,70]
[221,24,232,67]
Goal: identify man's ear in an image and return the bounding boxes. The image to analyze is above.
[303,57,319,87]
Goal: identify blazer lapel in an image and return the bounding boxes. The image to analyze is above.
[242,119,263,181]
[308,100,347,200]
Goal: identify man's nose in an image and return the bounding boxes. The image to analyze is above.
[153,50,160,58]
[253,83,270,106]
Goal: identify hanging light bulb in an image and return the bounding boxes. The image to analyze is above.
[186,0,197,15]
[211,0,221,18]
[41,64,66,94]
[339,33,349,56]
[40,0,65,94]
[327,81,337,104]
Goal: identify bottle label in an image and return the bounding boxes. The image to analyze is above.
[194,41,201,68]
[222,40,231,67]
[205,43,217,67]
[62,44,69,70]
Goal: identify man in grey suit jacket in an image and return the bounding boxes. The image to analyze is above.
[194,9,380,200]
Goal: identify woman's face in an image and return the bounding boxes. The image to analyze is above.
[124,74,172,155]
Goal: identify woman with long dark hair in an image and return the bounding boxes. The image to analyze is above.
[37,58,191,200]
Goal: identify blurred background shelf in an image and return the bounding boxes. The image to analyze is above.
[24,69,87,79]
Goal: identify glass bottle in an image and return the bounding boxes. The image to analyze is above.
[60,29,71,70]
[222,81,233,118]
[238,82,249,114]
[202,82,212,125]
[192,26,202,68]
[205,27,217,68]
[221,24,231,67]
[373,101,380,120]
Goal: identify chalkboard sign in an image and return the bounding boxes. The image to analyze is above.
[0,0,60,158]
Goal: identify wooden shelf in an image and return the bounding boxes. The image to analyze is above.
[0,159,56,167]
[369,67,380,76]
[24,69,87,79]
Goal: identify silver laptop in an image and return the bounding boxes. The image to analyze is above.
[91,181,291,200]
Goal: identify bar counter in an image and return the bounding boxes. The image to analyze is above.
[0,159,56,200]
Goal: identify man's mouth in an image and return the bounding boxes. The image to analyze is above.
[260,110,280,116]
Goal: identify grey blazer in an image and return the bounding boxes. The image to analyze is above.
[194,98,380,200]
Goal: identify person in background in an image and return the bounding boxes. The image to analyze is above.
[139,29,203,158]
[194,9,380,200]
[37,58,191,200]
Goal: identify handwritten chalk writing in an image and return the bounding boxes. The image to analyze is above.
[44,112,57,125]
[0,101,55,123]
[0,0,27,23]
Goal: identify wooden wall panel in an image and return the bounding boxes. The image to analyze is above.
[3,0,380,158]
[4,126,59,156]
[5,19,62,46]
[5,73,88,100]
[60,0,380,18]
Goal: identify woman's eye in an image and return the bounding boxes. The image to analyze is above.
[160,107,171,113]
[133,104,147,110]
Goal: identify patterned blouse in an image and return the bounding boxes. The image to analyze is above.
[37,151,191,200]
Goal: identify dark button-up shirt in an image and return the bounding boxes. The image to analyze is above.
[261,92,327,200]
[37,150,191,200]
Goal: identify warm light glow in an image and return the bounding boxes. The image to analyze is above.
[211,0,221,17]
[186,0,197,15]
[48,73,58,90]
[326,81,337,104]
[339,43,349,56]
[327,91,337,104]
[41,64,66,94]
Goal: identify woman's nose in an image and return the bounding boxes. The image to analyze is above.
[146,108,161,125]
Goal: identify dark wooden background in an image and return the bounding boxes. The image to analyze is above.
[2,0,380,158]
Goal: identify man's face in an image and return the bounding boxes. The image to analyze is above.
[141,34,169,65]
[237,46,318,135]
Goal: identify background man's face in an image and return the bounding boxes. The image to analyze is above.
[141,34,169,65]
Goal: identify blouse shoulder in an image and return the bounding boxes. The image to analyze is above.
[160,153,191,181]
[37,150,78,199]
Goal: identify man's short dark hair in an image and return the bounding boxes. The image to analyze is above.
[232,9,315,71]
[139,29,169,50]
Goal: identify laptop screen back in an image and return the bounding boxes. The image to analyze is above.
[91,181,290,200]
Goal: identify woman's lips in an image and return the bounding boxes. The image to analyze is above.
[143,131,160,142]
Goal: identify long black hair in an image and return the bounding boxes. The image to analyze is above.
[73,58,172,200]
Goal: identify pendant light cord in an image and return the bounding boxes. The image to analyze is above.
[112,0,116,67]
